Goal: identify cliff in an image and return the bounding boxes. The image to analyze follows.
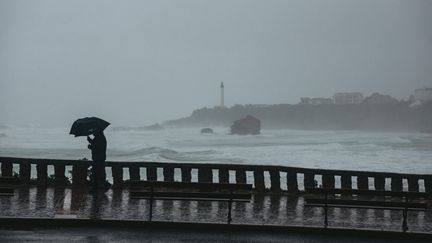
[165,101,432,132]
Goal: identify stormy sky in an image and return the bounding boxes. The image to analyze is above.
[1,0,431,127]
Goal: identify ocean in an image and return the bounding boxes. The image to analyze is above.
[0,125,431,174]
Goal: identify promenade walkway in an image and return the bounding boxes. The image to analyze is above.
[0,186,431,234]
[0,224,429,243]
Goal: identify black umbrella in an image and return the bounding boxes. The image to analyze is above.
[69,117,110,137]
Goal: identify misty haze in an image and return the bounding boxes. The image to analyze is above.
[1,0,432,240]
[1,0,431,172]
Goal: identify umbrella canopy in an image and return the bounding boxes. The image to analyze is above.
[70,117,110,137]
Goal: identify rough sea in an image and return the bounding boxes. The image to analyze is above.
[0,125,431,174]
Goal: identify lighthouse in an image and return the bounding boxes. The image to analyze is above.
[220,82,225,107]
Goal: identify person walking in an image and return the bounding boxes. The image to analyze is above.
[87,130,107,192]
[70,117,111,193]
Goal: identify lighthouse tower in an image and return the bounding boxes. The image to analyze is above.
[220,82,225,107]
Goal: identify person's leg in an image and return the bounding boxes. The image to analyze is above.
[93,160,102,189]
[89,162,98,192]
[91,163,96,184]
[97,162,106,189]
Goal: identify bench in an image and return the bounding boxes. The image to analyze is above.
[305,188,430,232]
[129,180,253,224]
[0,176,19,196]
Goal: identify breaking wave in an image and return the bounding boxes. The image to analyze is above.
[159,149,243,163]
[0,126,431,173]
[108,147,236,162]
[386,136,412,144]
[111,146,244,163]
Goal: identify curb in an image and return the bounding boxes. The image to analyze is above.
[0,217,431,240]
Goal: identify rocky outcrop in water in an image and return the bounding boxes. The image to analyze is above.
[144,123,164,131]
[230,115,260,135]
[200,128,213,134]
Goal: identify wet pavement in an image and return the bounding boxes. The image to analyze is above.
[0,226,429,243]
[0,186,431,233]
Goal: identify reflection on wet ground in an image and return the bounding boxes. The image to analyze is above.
[0,226,429,243]
[0,186,431,233]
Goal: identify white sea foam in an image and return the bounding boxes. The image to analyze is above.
[386,136,412,144]
[0,126,431,173]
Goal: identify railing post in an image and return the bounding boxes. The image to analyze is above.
[357,175,368,190]
[1,161,13,177]
[147,166,157,181]
[286,171,298,192]
[425,176,432,193]
[129,165,140,181]
[19,162,31,184]
[181,166,191,183]
[235,169,246,184]
[407,176,419,192]
[322,173,335,189]
[269,169,280,192]
[391,175,403,192]
[219,168,229,184]
[163,166,174,182]
[254,169,265,192]
[341,174,352,189]
[198,167,212,183]
[36,162,48,187]
[54,164,66,186]
[111,164,123,188]
[374,175,385,191]
[304,172,315,190]
[72,163,88,187]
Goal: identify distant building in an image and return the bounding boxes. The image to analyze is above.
[414,88,432,103]
[312,98,333,105]
[333,92,363,104]
[300,97,312,104]
[364,93,398,104]
[300,97,333,105]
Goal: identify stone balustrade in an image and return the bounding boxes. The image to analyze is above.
[0,156,431,193]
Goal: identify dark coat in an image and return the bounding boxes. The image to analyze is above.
[88,133,107,162]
